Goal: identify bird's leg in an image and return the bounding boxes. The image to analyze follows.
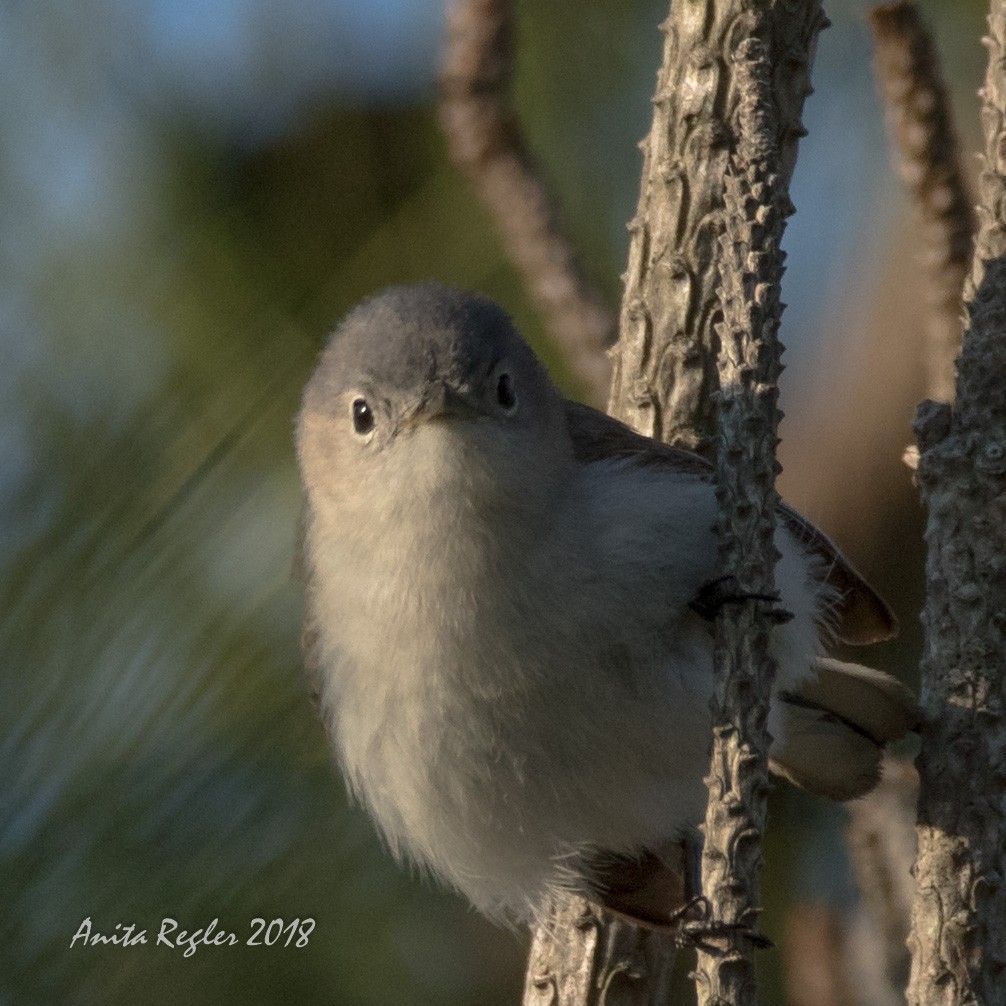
[689,575,793,625]
[666,837,707,934]
[674,907,775,952]
[670,835,775,951]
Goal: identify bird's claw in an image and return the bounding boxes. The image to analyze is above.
[689,576,793,626]
[671,896,774,952]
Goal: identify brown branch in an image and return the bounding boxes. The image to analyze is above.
[521,898,675,1006]
[786,763,918,1006]
[907,2,1006,1002]
[783,904,853,1006]
[693,30,788,1006]
[607,1,827,455]
[437,0,615,405]
[518,2,824,1001]
[868,1,976,404]
[843,757,918,1006]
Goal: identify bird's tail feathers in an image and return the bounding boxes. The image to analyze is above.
[770,657,919,801]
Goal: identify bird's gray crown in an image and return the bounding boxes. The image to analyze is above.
[307,283,535,407]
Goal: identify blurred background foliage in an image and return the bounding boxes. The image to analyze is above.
[0,0,988,1003]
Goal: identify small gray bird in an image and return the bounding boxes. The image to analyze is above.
[296,283,915,926]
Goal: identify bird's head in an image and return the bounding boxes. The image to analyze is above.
[297,284,572,529]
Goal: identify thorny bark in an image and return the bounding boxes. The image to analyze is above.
[841,7,968,1001]
[522,899,675,1006]
[868,1,976,404]
[517,2,823,1004]
[693,30,789,1006]
[607,0,827,456]
[907,2,1006,1003]
[438,0,615,405]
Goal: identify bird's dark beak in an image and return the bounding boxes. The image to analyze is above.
[436,384,483,419]
[404,383,484,428]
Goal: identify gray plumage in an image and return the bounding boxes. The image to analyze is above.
[296,283,915,925]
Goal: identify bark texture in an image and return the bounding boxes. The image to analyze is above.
[692,30,788,1006]
[522,898,675,1006]
[523,3,823,1003]
[438,0,615,405]
[607,0,827,455]
[906,4,1006,1003]
[868,1,975,403]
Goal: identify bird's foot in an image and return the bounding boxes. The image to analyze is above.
[672,896,774,952]
[689,576,793,626]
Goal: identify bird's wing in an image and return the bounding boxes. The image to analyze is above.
[564,398,716,476]
[563,399,898,646]
[587,656,919,926]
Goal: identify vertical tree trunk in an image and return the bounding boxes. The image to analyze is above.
[868,1,975,405]
[906,3,1006,1002]
[522,898,676,1006]
[526,2,825,1003]
[692,27,789,1006]
[608,0,826,453]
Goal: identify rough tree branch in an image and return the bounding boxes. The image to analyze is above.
[869,0,976,404]
[692,26,789,1006]
[907,2,1006,1002]
[608,0,826,455]
[438,0,615,405]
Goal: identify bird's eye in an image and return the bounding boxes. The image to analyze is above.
[496,373,517,412]
[352,398,374,435]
